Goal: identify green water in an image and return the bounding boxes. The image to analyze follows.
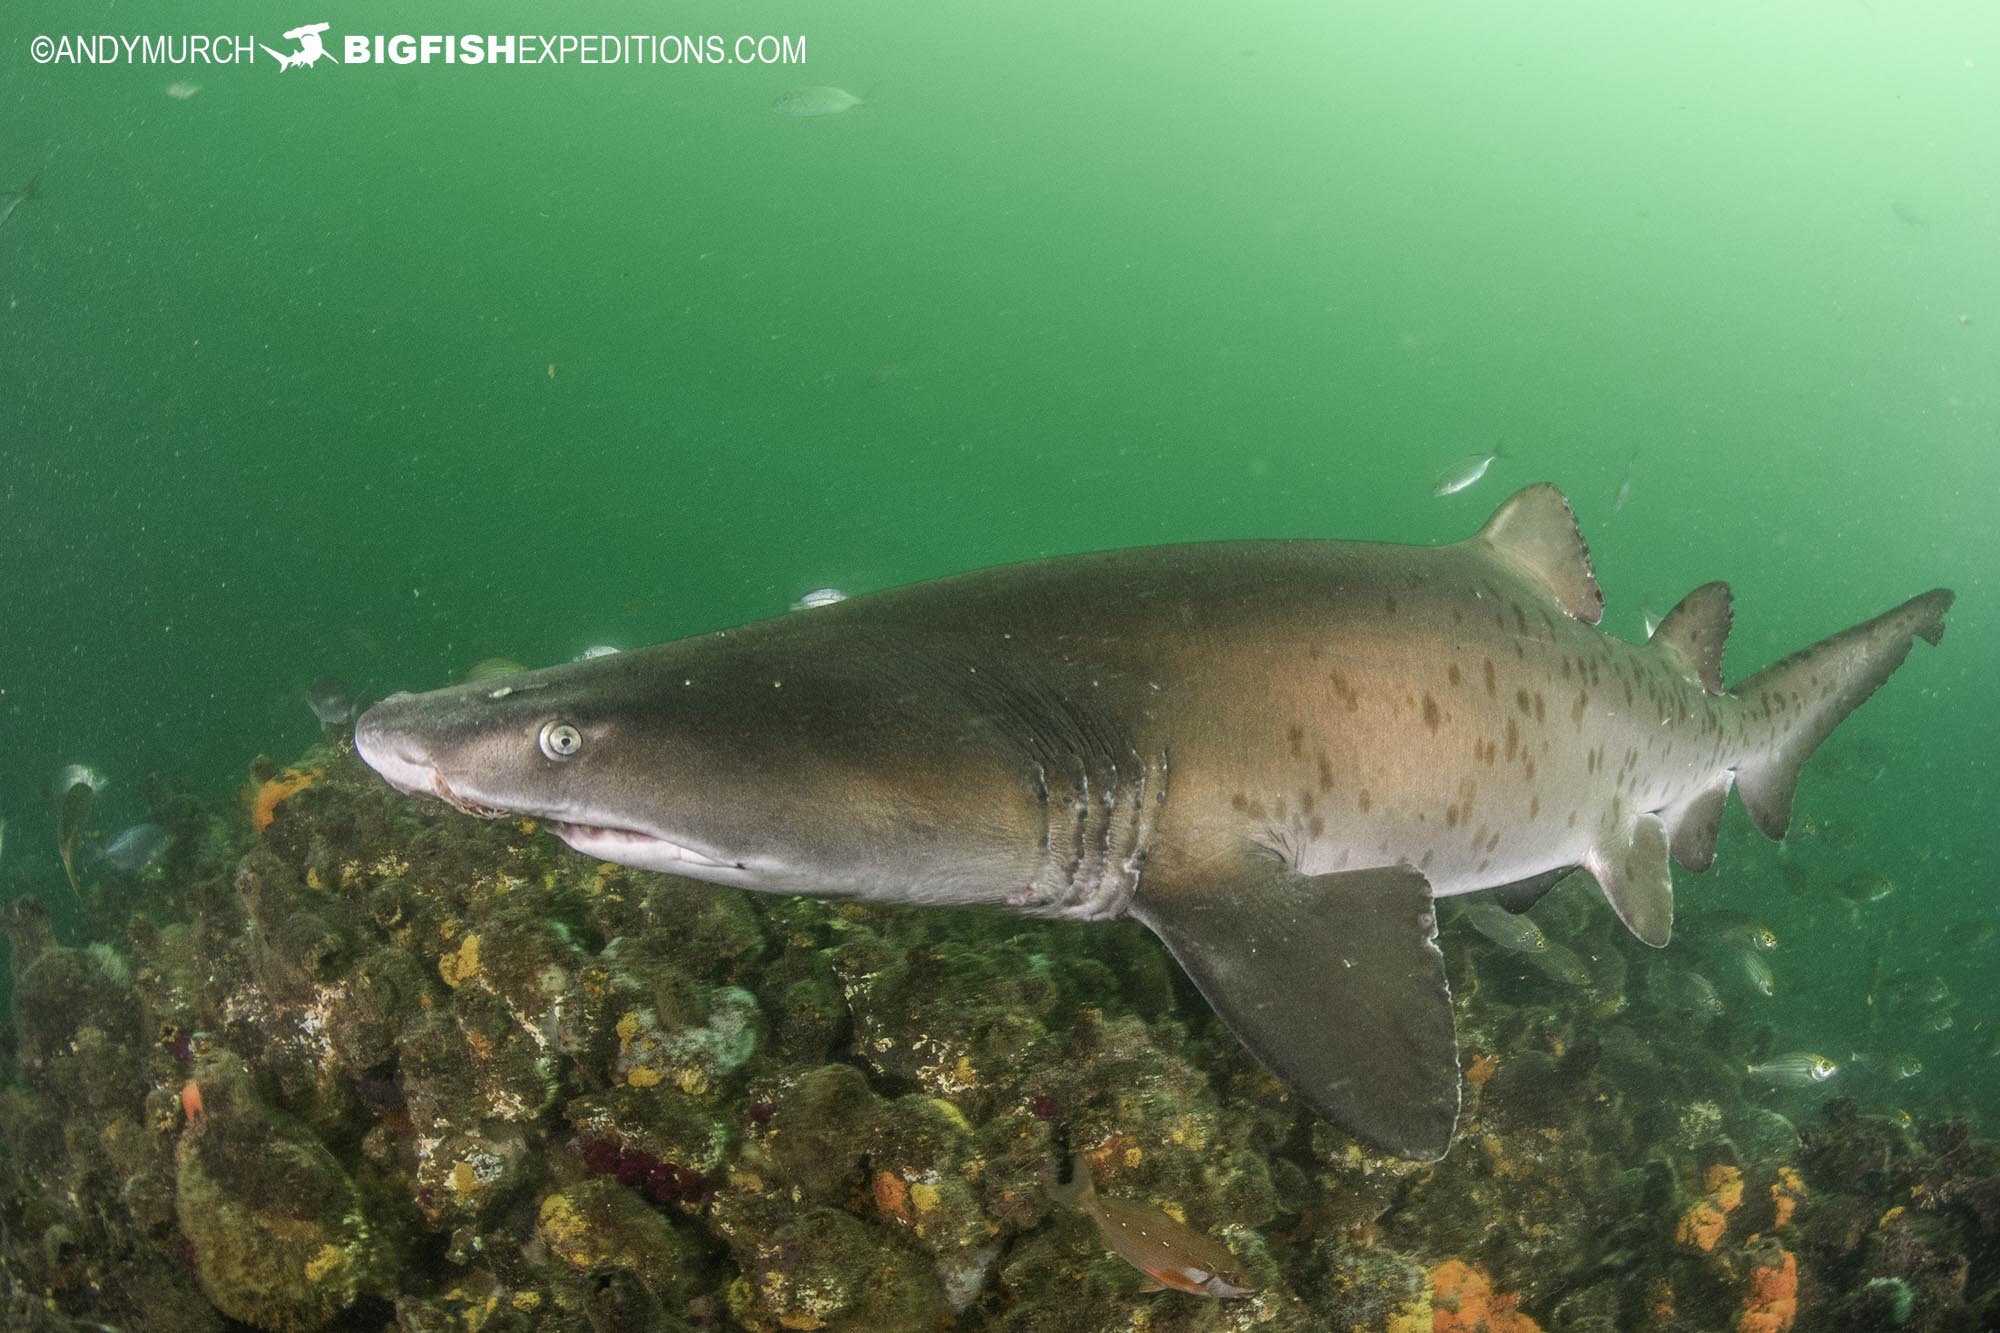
[2,0,1994,1114]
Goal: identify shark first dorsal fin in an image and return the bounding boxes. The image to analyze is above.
[1470,484,1605,625]
[1131,858,1459,1160]
[1652,582,1732,694]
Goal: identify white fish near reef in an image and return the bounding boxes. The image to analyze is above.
[1612,455,1636,514]
[792,587,848,610]
[98,823,172,872]
[1052,1153,1254,1298]
[1748,1052,1838,1086]
[1459,898,1547,953]
[772,86,866,117]
[1431,447,1504,497]
[0,177,36,230]
[1730,946,1775,997]
[52,763,108,799]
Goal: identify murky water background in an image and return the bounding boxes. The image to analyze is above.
[2,0,1994,1122]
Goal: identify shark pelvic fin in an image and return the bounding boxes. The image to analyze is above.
[1586,811,1673,947]
[1469,484,1605,625]
[1652,582,1732,694]
[1734,589,1953,840]
[1663,772,1733,873]
[1131,858,1459,1160]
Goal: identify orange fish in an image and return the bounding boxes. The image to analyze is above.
[1053,1152,1254,1298]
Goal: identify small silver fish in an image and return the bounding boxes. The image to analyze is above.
[0,174,38,230]
[1653,967,1724,1023]
[1612,456,1636,514]
[792,587,849,610]
[575,645,621,661]
[1052,1152,1254,1299]
[99,823,171,873]
[1833,868,1896,907]
[1698,910,1778,952]
[1641,605,1661,640]
[306,676,357,726]
[1731,947,1775,998]
[52,763,108,800]
[1527,938,1592,987]
[57,780,93,898]
[1875,971,1949,1010]
[462,657,528,683]
[165,82,202,100]
[1431,447,1505,497]
[1747,1052,1838,1086]
[1917,1001,1955,1033]
[772,86,867,118]
[1459,898,1548,953]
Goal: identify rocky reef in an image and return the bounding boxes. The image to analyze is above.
[2,742,1996,1331]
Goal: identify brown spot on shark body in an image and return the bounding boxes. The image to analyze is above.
[1448,663,1462,686]
[1357,789,1373,813]
[1483,659,1496,695]
[1422,694,1441,733]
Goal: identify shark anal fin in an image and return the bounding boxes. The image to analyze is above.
[1131,859,1458,1161]
[1587,812,1673,946]
[1488,866,1577,914]
[1470,483,1604,625]
[1653,582,1732,694]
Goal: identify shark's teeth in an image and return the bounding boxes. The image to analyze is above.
[428,773,509,819]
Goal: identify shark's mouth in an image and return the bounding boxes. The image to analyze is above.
[542,820,740,872]
[429,772,512,820]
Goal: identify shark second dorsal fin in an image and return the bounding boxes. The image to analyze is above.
[1132,858,1459,1160]
[1470,484,1604,625]
[1652,582,1732,694]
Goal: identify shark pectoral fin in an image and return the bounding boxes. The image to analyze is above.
[1652,582,1732,694]
[1586,812,1674,946]
[1131,859,1459,1161]
[1468,483,1605,625]
[1663,773,1732,873]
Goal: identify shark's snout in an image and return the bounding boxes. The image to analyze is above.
[353,701,439,799]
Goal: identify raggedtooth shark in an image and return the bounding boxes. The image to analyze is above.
[354,485,1951,1160]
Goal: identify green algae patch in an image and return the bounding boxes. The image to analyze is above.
[536,1177,701,1309]
[173,1061,376,1331]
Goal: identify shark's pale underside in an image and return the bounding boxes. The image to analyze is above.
[355,484,1951,1159]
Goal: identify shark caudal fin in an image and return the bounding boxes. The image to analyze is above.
[1734,588,1954,840]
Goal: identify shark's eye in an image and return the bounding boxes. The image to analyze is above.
[539,721,582,760]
